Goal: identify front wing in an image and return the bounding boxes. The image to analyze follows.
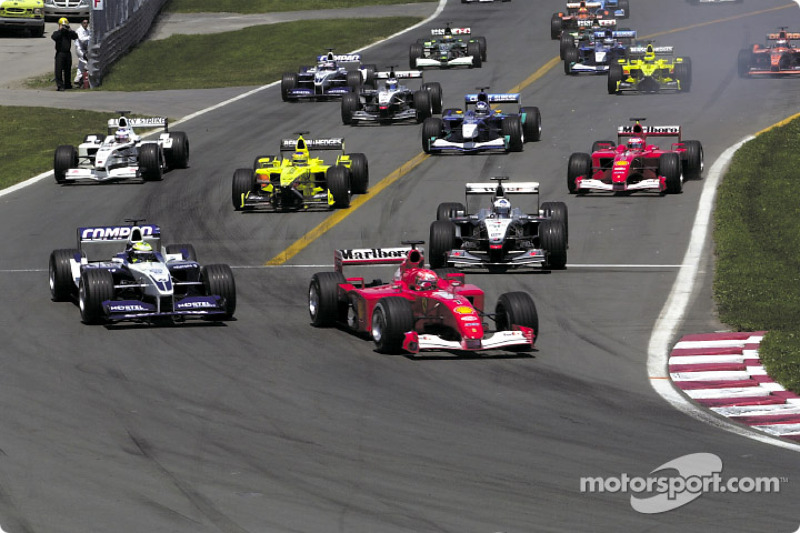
[104,295,228,322]
[415,56,475,68]
[402,327,534,354]
[445,248,547,268]
[429,136,508,153]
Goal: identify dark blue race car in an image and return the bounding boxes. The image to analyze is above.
[563,29,636,74]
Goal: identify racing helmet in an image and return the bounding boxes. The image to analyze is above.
[58,17,69,26]
[321,61,337,70]
[493,197,511,218]
[386,78,398,91]
[627,137,644,150]
[115,129,130,143]
[413,269,438,291]
[292,151,308,166]
[128,241,153,263]
[475,100,491,117]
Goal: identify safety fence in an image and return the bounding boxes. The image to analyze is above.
[87,0,168,87]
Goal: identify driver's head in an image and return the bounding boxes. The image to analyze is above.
[128,241,153,263]
[627,137,644,150]
[115,129,130,143]
[493,197,511,218]
[413,269,438,291]
[475,100,491,116]
[292,151,308,166]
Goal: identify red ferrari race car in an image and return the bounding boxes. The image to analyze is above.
[738,28,800,78]
[551,1,612,40]
[308,242,539,355]
[567,118,704,195]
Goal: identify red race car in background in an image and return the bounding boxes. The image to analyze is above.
[551,1,612,40]
[308,242,538,355]
[738,28,800,77]
[567,118,704,195]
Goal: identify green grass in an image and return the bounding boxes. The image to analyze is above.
[713,118,800,393]
[0,107,125,190]
[100,17,421,91]
[164,0,434,14]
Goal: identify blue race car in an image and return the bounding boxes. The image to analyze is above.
[421,88,541,154]
[49,222,236,324]
[564,28,636,74]
[281,50,376,101]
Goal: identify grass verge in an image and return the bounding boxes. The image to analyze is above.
[713,117,800,393]
[100,17,421,91]
[0,107,129,191]
[164,0,434,14]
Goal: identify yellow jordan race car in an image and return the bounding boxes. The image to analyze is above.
[607,43,691,94]
[231,133,369,211]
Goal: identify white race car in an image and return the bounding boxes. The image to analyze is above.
[53,113,190,183]
[49,221,236,324]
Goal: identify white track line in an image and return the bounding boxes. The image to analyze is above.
[646,136,800,452]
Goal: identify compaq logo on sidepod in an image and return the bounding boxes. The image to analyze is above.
[580,453,785,514]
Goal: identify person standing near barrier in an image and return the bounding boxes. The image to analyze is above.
[73,19,91,88]
[52,18,78,91]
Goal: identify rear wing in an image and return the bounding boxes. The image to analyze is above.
[577,18,615,28]
[334,247,413,273]
[280,138,345,151]
[629,45,674,55]
[432,27,470,36]
[465,182,540,194]
[374,70,423,80]
[465,93,520,105]
[768,32,800,40]
[595,30,636,40]
[77,224,161,254]
[316,53,362,62]
[107,116,167,134]
[618,125,681,140]
[566,1,602,8]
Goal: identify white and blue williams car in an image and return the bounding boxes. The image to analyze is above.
[49,222,236,325]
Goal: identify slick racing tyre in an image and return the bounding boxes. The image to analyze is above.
[138,143,163,181]
[308,271,346,327]
[281,72,298,101]
[436,202,465,221]
[341,92,360,125]
[409,42,424,70]
[429,220,457,269]
[540,201,569,244]
[165,243,198,262]
[682,140,704,180]
[520,106,542,142]
[422,82,443,114]
[326,165,351,208]
[551,13,562,40]
[79,269,114,325]
[53,145,77,184]
[660,152,682,194]
[232,168,256,210]
[567,152,592,194]
[422,117,443,154]
[495,292,539,348]
[560,32,574,60]
[349,153,369,195]
[413,89,433,123]
[201,264,236,320]
[502,116,524,152]
[675,58,692,92]
[563,46,578,75]
[539,220,567,270]
[467,41,482,68]
[346,70,363,91]
[608,63,623,94]
[371,297,415,354]
[165,131,190,169]
[49,248,77,301]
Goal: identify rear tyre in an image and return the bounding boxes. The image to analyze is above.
[201,264,236,320]
[422,82,443,114]
[371,297,415,354]
[422,117,443,154]
[231,168,255,210]
[502,116,524,152]
[138,144,162,181]
[476,36,488,61]
[78,269,114,325]
[660,152,682,194]
[308,271,345,327]
[550,13,562,40]
[326,165,351,208]
[281,72,297,101]
[429,220,457,269]
[166,131,190,168]
[341,92,360,125]
[53,145,77,184]
[608,63,623,94]
[540,201,569,244]
[495,292,539,347]
[165,243,198,262]
[521,106,542,142]
[540,220,567,269]
[349,153,369,195]
[467,41,482,68]
[409,42,424,70]
[413,89,432,123]
[346,70,363,91]
[682,140,704,180]
[675,58,691,92]
[49,248,77,301]
[436,201,465,221]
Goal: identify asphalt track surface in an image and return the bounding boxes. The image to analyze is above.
[1,1,800,532]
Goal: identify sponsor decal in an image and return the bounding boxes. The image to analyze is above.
[338,248,407,261]
[614,161,629,166]
[177,300,216,309]
[459,315,479,322]
[619,125,680,135]
[80,225,157,241]
[453,306,474,315]
[109,303,149,312]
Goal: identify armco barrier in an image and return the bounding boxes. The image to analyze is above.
[87,0,168,87]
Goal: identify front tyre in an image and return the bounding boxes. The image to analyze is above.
[138,144,163,181]
[201,264,237,320]
[49,248,77,301]
[53,145,77,184]
[326,165,351,208]
[495,292,539,347]
[79,269,114,325]
[349,153,369,195]
[232,168,256,210]
[371,297,414,354]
